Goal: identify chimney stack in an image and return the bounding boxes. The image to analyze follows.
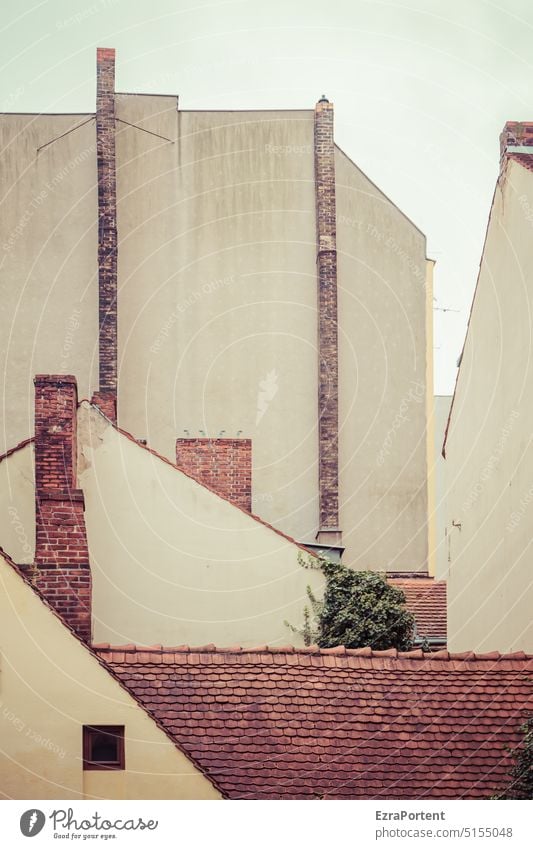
[33,375,92,642]
[176,438,252,512]
[314,96,342,551]
[92,47,118,424]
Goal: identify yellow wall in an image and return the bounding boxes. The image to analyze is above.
[445,159,533,652]
[0,551,220,799]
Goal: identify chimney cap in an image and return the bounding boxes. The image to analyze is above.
[97,47,116,59]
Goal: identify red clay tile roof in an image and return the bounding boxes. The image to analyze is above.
[95,644,533,800]
[389,578,447,643]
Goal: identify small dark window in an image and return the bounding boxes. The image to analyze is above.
[83,725,125,770]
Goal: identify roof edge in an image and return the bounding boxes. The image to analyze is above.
[93,642,533,664]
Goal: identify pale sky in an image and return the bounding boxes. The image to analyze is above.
[3,0,533,393]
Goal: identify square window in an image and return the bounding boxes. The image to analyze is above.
[83,725,125,770]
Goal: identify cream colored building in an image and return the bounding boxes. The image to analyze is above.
[0,400,325,648]
[444,128,533,653]
[0,550,220,799]
[0,49,432,575]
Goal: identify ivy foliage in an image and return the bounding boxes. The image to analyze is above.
[289,555,415,651]
[497,714,533,800]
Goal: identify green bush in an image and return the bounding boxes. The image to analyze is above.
[496,715,533,800]
[289,555,415,651]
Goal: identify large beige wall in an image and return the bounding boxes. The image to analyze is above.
[78,403,324,647]
[336,149,429,571]
[0,113,98,451]
[116,98,319,546]
[0,404,323,647]
[1,99,429,572]
[0,552,219,799]
[0,443,34,564]
[445,159,533,652]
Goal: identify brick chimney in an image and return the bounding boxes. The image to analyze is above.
[314,96,342,551]
[33,375,91,642]
[498,120,533,180]
[500,121,533,158]
[92,47,118,424]
[176,438,252,511]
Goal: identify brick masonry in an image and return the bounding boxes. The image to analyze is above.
[90,390,117,422]
[499,121,533,174]
[176,439,252,512]
[96,47,118,422]
[314,98,340,532]
[500,121,533,156]
[34,375,91,642]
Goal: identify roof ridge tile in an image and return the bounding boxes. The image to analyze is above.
[92,644,533,663]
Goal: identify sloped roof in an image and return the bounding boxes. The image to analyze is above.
[388,577,447,643]
[96,643,533,800]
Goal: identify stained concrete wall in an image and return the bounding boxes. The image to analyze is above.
[1,98,429,573]
[445,159,533,652]
[0,113,98,450]
[0,551,220,799]
[0,403,324,647]
[433,395,452,580]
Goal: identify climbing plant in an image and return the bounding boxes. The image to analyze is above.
[287,554,415,651]
[497,714,533,800]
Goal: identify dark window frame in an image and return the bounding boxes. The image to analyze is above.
[82,725,125,771]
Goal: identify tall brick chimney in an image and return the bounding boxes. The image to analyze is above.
[33,375,92,642]
[92,47,118,424]
[314,96,342,551]
[176,438,252,511]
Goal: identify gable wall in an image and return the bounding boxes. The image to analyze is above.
[445,159,533,652]
[0,553,220,799]
[335,149,429,571]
